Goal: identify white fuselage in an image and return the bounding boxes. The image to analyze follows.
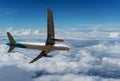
[19,42,70,51]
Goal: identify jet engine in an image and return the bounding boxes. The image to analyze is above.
[53,38,64,42]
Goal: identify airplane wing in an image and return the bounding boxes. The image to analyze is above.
[46,8,55,45]
[29,8,55,63]
[29,51,46,63]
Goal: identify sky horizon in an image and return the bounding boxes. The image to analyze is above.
[0,0,120,29]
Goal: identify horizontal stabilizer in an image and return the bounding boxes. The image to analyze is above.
[8,46,15,52]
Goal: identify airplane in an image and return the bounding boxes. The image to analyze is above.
[6,8,70,63]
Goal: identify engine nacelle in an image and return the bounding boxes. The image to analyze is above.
[44,55,53,57]
[53,38,64,42]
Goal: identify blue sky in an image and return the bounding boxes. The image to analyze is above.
[0,0,120,29]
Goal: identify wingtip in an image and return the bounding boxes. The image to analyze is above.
[47,8,51,10]
[29,62,31,64]
[6,32,9,35]
[47,8,52,13]
[29,61,33,64]
[7,32,11,34]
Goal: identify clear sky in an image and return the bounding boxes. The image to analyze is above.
[0,0,120,29]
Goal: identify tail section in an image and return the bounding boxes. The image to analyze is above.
[7,32,16,43]
[7,32,16,52]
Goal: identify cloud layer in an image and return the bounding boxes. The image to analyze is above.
[0,27,120,81]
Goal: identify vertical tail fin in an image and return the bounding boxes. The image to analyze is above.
[6,32,16,52]
[7,32,16,43]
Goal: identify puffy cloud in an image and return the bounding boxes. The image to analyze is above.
[0,66,32,81]
[109,32,119,38]
[0,27,120,81]
[6,28,42,36]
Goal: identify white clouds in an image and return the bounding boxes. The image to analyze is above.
[34,74,99,81]
[0,27,120,81]
[3,26,120,40]
[6,28,42,36]
[0,66,32,81]
[85,42,120,58]
[109,32,119,38]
